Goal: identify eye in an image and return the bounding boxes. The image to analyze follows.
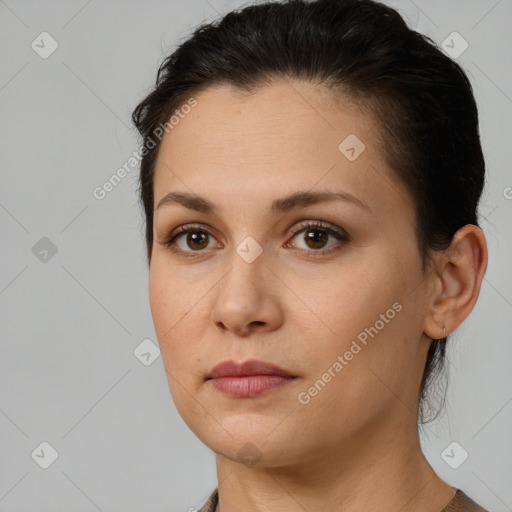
[157,224,222,257]
[284,220,349,256]
[157,220,349,258]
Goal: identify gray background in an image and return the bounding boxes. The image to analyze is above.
[0,0,511,511]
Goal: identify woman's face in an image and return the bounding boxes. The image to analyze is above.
[149,80,436,467]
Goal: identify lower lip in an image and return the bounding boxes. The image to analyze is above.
[208,375,296,398]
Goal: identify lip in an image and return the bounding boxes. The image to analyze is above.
[206,359,297,398]
[206,359,295,379]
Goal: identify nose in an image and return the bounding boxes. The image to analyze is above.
[210,249,284,337]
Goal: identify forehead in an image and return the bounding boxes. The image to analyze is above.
[153,79,412,219]
[158,79,375,160]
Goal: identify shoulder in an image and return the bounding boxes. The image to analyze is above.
[197,488,218,512]
[196,487,489,512]
[442,489,489,512]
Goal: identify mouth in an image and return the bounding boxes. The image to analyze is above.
[205,359,297,398]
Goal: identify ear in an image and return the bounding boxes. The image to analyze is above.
[423,224,488,340]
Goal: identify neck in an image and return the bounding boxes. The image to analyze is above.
[215,409,455,512]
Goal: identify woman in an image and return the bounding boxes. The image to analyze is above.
[131,0,489,510]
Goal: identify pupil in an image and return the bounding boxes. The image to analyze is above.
[187,231,208,250]
[306,229,327,249]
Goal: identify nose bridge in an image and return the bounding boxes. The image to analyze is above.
[221,235,268,300]
[210,236,283,334]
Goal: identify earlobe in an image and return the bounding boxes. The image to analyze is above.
[423,224,488,341]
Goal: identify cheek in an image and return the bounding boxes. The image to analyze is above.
[149,263,194,367]
[149,260,196,333]
[295,253,416,393]
[148,261,212,376]
[299,259,401,343]
[148,265,209,421]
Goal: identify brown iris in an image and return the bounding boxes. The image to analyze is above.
[304,228,328,249]
[187,231,209,250]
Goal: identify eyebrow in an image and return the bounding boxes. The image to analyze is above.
[155,189,371,214]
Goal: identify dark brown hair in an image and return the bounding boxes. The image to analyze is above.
[131,0,486,425]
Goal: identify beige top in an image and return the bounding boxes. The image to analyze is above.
[197,487,488,512]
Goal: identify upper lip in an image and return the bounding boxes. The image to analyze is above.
[206,359,295,379]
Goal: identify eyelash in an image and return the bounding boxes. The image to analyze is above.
[158,220,350,258]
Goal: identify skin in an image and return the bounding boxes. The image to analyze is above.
[148,79,488,512]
